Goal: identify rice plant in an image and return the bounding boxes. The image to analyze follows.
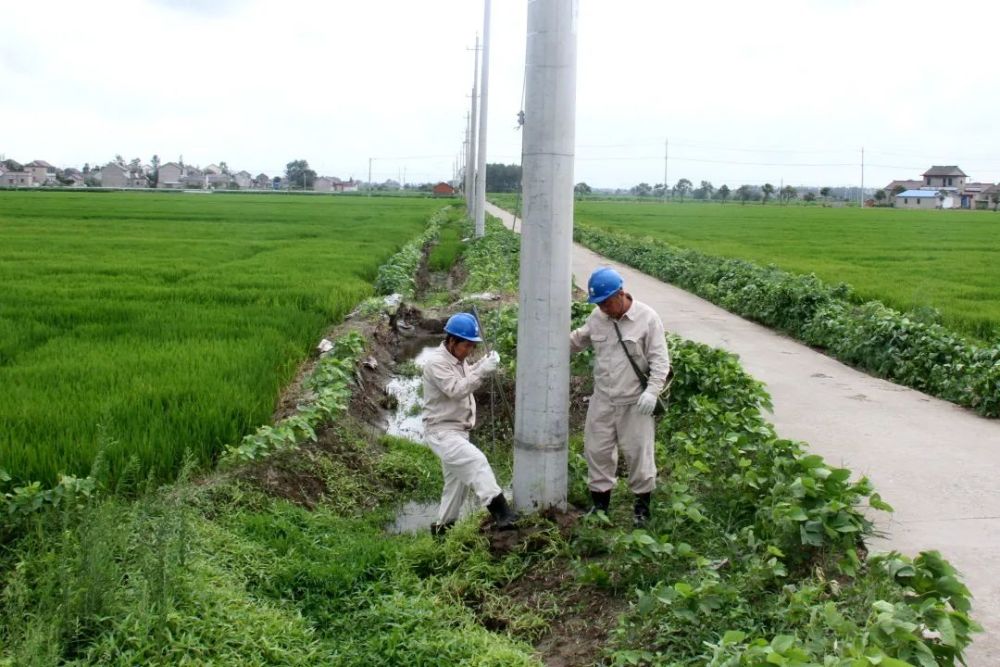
[0,192,440,484]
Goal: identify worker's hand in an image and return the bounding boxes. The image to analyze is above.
[635,392,657,416]
[477,350,501,375]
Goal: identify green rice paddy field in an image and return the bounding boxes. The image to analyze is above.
[0,192,438,485]
[564,200,1000,342]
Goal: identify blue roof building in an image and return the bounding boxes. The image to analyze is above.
[896,189,957,209]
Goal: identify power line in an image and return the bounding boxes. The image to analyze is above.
[576,138,858,155]
[369,153,456,161]
[573,139,1000,170]
[575,154,858,167]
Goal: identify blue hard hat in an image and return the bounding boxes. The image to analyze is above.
[443,312,482,342]
[587,267,623,304]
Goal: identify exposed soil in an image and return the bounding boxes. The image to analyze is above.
[517,561,627,667]
[251,301,450,510]
[414,246,432,297]
[448,258,469,291]
[240,448,329,508]
[476,509,630,666]
[484,507,582,556]
[238,411,402,513]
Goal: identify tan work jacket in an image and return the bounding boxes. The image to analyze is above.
[570,298,670,406]
[422,343,486,433]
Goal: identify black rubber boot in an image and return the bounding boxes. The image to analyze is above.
[430,521,455,538]
[634,493,652,527]
[486,494,520,531]
[587,489,611,515]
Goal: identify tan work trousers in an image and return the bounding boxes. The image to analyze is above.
[425,429,502,524]
[584,394,656,494]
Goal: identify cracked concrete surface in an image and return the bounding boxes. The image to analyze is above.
[487,202,1000,663]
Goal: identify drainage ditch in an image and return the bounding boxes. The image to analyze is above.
[382,306,520,535]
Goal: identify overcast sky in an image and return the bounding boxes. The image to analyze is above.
[3,0,999,189]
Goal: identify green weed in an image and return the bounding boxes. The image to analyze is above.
[427,221,464,272]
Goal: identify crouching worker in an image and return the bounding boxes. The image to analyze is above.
[570,267,670,526]
[423,312,519,536]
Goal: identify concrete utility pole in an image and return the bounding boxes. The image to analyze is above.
[473,1,491,238]
[513,0,578,512]
[663,138,668,200]
[368,158,373,197]
[467,36,480,219]
[860,146,865,207]
[462,112,469,194]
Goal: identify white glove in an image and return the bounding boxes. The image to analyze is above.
[477,350,501,374]
[635,392,657,416]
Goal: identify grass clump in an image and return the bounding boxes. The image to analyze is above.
[427,221,464,272]
[0,424,539,665]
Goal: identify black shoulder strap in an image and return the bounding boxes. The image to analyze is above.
[612,320,648,390]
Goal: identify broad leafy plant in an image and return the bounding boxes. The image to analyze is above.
[576,224,1000,417]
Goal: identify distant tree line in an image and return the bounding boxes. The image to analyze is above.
[485,163,522,193]
[285,159,317,189]
[612,179,874,205]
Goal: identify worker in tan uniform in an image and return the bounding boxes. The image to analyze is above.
[423,312,519,535]
[570,267,670,525]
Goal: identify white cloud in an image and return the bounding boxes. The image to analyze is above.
[1,0,998,188]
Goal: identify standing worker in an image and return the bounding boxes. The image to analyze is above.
[423,312,519,535]
[570,267,670,525]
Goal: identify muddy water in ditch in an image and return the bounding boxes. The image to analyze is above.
[384,344,436,442]
[384,339,495,534]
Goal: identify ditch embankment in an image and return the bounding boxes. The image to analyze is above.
[489,200,1000,664]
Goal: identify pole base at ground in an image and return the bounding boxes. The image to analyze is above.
[512,443,568,513]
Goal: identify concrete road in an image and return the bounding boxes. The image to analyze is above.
[486,202,1000,664]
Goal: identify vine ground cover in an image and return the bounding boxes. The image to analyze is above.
[492,195,1000,342]
[453,218,980,664]
[573,225,1000,416]
[0,192,438,485]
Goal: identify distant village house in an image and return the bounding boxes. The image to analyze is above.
[157,162,184,188]
[234,171,253,189]
[0,158,380,195]
[886,166,997,210]
[0,170,34,187]
[314,176,360,192]
[100,163,130,188]
[25,160,56,185]
[432,182,457,196]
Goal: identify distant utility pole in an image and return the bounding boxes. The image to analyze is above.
[860,146,865,207]
[663,138,668,201]
[463,111,470,197]
[513,0,578,513]
[368,158,372,197]
[467,36,480,219]
[473,0,491,238]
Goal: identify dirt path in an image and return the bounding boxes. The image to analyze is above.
[486,202,1000,664]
